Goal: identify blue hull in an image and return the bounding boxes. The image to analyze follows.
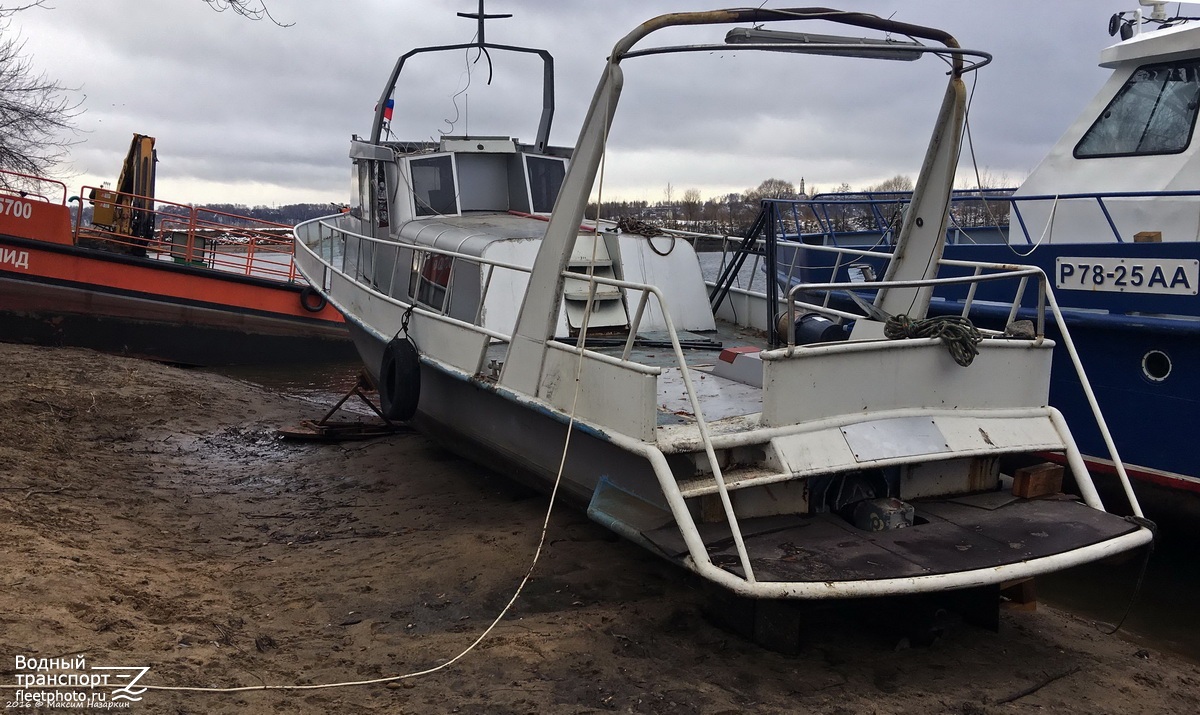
[943,242,1200,489]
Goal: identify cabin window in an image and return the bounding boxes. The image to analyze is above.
[410,154,459,216]
[525,155,567,213]
[410,251,452,311]
[350,161,370,222]
[1075,59,1200,158]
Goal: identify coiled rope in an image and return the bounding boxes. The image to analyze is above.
[884,314,983,367]
[615,216,675,256]
[614,216,664,237]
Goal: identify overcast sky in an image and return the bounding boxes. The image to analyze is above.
[8,1,1127,206]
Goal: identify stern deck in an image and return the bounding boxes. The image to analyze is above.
[644,494,1140,585]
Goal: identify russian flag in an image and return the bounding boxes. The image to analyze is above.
[383,98,394,122]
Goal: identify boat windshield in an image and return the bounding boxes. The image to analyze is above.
[526,155,566,213]
[412,155,458,217]
[403,150,567,217]
[1075,58,1200,158]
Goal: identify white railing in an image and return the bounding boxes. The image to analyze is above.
[782,262,1048,346]
[296,218,704,382]
[294,215,760,580]
[781,257,1142,519]
[296,216,1146,593]
[297,216,529,352]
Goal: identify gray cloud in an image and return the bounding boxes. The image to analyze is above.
[9,0,1121,204]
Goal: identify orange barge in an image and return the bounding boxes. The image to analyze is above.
[0,168,350,366]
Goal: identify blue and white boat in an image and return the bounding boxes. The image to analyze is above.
[741,3,1200,504]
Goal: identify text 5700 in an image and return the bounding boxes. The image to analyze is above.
[0,197,33,219]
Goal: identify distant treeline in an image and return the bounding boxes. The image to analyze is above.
[587,175,1012,238]
[72,202,344,227]
[155,203,344,226]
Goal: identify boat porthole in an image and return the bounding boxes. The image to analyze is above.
[299,286,327,313]
[1142,350,1171,382]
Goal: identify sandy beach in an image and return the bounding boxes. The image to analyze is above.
[1,342,1197,714]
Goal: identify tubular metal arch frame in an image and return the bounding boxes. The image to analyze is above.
[370,42,555,152]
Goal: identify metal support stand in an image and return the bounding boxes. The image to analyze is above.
[277,372,412,441]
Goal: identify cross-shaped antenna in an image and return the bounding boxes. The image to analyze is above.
[457,0,512,46]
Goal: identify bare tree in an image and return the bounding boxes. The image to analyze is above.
[744,178,797,203]
[957,168,1013,192]
[0,10,80,181]
[680,187,701,225]
[0,2,48,19]
[954,168,1015,228]
[862,174,913,233]
[867,174,914,193]
[0,0,290,184]
[201,0,292,27]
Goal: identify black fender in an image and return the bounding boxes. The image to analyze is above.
[379,337,420,421]
[299,286,327,313]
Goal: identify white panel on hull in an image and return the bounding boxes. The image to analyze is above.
[760,339,1053,427]
[617,234,716,333]
[538,343,659,442]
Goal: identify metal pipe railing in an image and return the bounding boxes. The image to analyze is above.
[0,168,67,204]
[780,260,1141,517]
[297,213,1151,590]
[772,189,1200,246]
[73,182,301,282]
[297,216,759,581]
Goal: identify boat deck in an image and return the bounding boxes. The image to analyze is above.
[567,318,767,428]
[641,493,1139,583]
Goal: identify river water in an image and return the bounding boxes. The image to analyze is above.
[216,359,371,415]
[1039,510,1199,662]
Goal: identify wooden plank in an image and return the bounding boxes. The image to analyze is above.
[1012,462,1064,498]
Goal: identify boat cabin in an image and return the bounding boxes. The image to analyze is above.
[1017,19,1200,243]
[346,135,714,339]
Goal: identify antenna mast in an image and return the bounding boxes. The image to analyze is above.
[457,0,513,47]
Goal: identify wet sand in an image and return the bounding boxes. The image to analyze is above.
[1,342,1198,714]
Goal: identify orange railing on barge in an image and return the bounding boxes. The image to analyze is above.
[73,185,300,283]
[1,166,304,284]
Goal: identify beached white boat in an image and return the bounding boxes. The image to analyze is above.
[294,7,1153,601]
